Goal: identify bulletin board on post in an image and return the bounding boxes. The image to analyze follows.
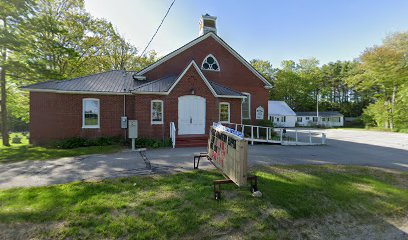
[207,123,248,187]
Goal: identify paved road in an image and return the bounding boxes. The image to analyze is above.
[0,129,407,189]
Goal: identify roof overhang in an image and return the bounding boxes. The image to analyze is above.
[22,88,132,95]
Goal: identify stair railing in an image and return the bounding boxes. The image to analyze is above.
[170,122,176,148]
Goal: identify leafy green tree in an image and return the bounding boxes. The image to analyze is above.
[270,58,321,111]
[0,0,35,146]
[347,32,408,129]
[250,59,276,83]
[1,0,158,146]
[320,61,369,116]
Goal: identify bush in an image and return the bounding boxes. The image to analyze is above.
[50,136,123,149]
[134,138,172,148]
[50,136,172,149]
[241,119,276,138]
[344,118,365,128]
[255,119,274,128]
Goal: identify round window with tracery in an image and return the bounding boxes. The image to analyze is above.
[202,55,220,71]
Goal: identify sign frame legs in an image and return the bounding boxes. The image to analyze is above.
[213,175,258,200]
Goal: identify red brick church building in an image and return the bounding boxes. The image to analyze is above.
[23,15,272,146]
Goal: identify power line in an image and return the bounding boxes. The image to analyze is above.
[140,0,176,57]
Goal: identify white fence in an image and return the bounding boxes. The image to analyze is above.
[221,122,326,146]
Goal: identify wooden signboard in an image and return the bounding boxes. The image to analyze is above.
[208,123,248,187]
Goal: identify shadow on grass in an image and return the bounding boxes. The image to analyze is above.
[0,166,407,239]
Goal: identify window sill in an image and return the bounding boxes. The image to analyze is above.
[82,126,100,129]
[151,122,163,125]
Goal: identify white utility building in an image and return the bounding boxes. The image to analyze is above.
[296,111,344,127]
[268,101,297,127]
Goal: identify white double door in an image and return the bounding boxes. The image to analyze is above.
[178,95,206,135]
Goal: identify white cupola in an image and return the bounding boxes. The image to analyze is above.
[199,14,217,36]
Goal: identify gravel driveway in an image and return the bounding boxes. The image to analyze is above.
[0,129,407,189]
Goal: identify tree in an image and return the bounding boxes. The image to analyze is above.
[347,32,408,129]
[250,59,276,83]
[0,0,35,146]
[1,0,158,146]
[270,58,321,111]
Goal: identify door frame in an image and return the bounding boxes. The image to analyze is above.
[178,95,206,135]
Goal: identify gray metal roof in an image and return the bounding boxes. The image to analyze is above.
[296,111,344,117]
[208,81,245,97]
[132,75,177,93]
[22,70,140,93]
[22,70,244,97]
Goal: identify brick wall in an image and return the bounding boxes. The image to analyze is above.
[143,36,269,122]
[29,65,242,144]
[135,64,242,139]
[29,35,269,144]
[30,92,134,145]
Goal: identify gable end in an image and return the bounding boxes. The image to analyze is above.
[137,32,272,89]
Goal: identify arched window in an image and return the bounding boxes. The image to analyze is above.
[201,54,220,71]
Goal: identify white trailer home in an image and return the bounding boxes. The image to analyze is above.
[296,111,344,127]
[268,101,297,127]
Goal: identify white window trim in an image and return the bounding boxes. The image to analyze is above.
[151,100,164,125]
[82,98,100,129]
[201,54,221,72]
[219,102,230,123]
[241,92,251,120]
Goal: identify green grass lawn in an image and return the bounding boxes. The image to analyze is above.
[0,165,407,239]
[0,133,123,164]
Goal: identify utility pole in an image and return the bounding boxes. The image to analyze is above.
[316,90,319,125]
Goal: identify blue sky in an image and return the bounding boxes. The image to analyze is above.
[84,0,408,68]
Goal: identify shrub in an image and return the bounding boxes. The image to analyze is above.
[134,138,172,149]
[50,136,123,149]
[241,119,276,138]
[50,136,172,149]
[344,118,365,128]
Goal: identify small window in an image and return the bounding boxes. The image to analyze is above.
[305,117,310,120]
[276,117,280,122]
[297,117,302,122]
[241,93,251,119]
[219,102,230,123]
[151,100,163,124]
[83,98,100,128]
[201,54,220,71]
[322,117,326,122]
[312,117,318,122]
[282,116,286,122]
